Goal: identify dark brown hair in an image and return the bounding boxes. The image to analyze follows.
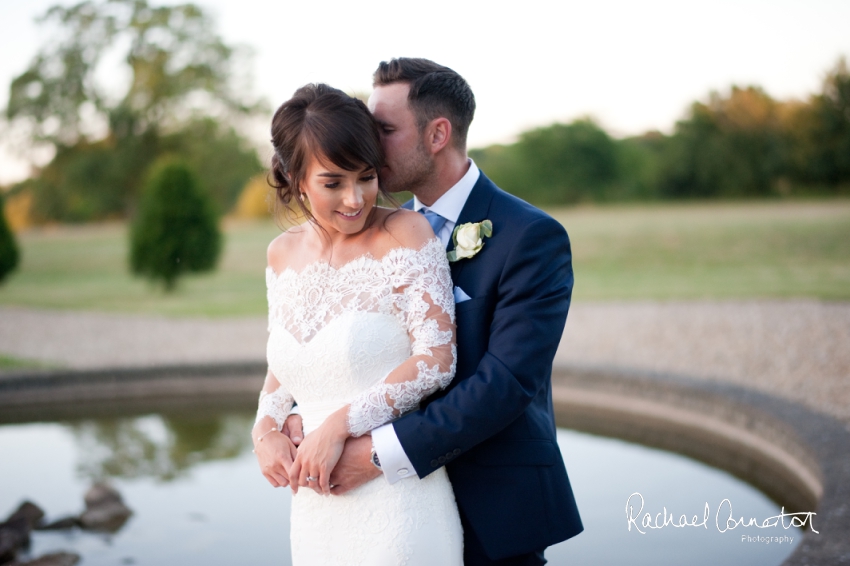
[269,83,387,224]
[373,58,476,150]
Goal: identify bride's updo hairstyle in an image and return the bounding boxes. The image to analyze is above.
[269,83,386,225]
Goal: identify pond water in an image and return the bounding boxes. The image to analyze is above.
[0,406,803,565]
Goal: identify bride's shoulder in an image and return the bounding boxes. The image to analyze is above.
[378,208,435,250]
[266,227,307,271]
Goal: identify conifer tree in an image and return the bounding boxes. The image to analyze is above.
[0,193,21,284]
[130,159,221,290]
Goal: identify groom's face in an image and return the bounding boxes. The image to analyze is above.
[368,83,434,195]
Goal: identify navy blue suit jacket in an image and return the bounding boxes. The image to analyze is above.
[395,171,583,559]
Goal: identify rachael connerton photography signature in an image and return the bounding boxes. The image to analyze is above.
[625,492,818,535]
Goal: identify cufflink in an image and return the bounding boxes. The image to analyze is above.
[370,441,382,470]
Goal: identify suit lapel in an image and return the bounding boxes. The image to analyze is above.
[449,174,496,283]
[403,173,497,283]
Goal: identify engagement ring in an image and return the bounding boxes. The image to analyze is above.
[306,476,318,482]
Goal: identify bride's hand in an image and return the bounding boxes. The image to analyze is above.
[289,408,349,496]
[253,420,298,488]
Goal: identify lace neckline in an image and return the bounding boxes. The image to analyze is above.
[266,237,444,279]
[265,236,454,343]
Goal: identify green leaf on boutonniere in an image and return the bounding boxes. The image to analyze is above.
[479,219,493,238]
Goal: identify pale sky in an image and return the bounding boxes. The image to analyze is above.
[1,0,849,184]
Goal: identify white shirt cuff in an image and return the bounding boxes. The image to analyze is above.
[289,405,301,415]
[372,423,418,484]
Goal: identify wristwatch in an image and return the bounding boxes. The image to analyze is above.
[370,440,382,470]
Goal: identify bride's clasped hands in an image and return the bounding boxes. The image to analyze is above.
[253,406,347,496]
[253,411,372,497]
[252,409,299,489]
[287,407,349,495]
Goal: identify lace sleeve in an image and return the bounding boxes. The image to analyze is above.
[346,238,457,437]
[255,370,295,429]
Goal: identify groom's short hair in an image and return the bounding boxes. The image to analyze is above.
[373,58,475,151]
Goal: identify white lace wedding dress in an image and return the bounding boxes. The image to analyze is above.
[257,237,463,566]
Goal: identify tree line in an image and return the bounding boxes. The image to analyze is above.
[1,0,848,286]
[0,0,255,287]
[471,58,850,205]
[3,0,847,221]
[2,0,263,224]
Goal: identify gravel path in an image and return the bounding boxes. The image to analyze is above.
[2,301,848,425]
[557,300,850,426]
[0,307,266,369]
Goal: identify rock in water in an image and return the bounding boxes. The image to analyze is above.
[0,501,45,565]
[8,552,81,566]
[79,483,132,533]
[5,502,44,531]
[83,483,123,509]
[0,519,30,564]
[37,516,81,531]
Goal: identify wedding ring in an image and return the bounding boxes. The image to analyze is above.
[306,476,318,482]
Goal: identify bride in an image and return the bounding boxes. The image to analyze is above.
[250,83,464,565]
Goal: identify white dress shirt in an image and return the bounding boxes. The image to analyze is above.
[372,160,480,483]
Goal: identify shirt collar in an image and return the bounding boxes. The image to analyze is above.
[413,159,480,222]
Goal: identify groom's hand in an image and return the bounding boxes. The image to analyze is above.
[329,435,382,495]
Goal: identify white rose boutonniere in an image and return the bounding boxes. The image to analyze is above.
[447,220,493,262]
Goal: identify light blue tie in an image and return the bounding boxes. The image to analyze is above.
[420,208,448,237]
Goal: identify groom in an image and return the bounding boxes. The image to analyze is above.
[287,58,583,564]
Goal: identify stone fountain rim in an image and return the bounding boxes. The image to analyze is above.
[0,361,847,565]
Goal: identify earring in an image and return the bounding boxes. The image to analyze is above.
[299,192,305,202]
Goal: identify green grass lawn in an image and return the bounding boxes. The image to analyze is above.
[1,200,848,317]
[0,219,282,317]
[551,200,850,301]
[0,355,53,370]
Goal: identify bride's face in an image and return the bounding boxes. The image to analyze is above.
[301,153,379,236]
